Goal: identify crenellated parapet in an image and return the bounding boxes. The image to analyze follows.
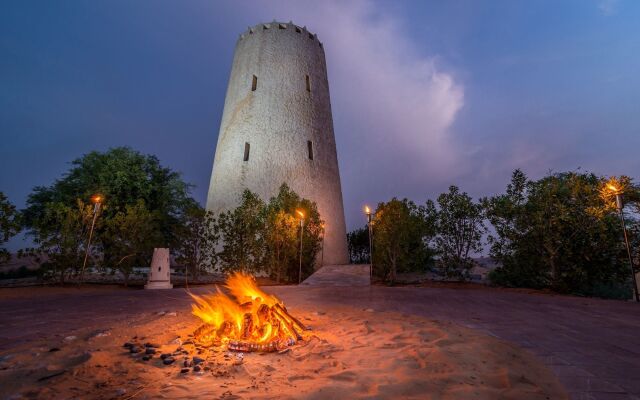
[238,21,323,49]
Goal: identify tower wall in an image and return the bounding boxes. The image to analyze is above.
[206,22,349,265]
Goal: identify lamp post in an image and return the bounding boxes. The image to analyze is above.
[296,209,305,284]
[320,223,326,267]
[608,184,639,302]
[364,206,373,281]
[80,194,103,285]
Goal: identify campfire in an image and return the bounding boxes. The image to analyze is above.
[190,273,307,352]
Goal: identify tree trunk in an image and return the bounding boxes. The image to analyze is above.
[389,253,397,284]
[275,246,281,283]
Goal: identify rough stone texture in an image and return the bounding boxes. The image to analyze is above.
[206,21,349,265]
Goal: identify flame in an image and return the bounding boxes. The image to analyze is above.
[190,273,304,351]
[364,205,370,214]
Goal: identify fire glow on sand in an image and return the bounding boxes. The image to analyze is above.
[190,273,309,352]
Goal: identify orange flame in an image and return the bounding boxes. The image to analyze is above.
[190,273,303,351]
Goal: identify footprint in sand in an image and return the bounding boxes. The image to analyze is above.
[328,370,358,382]
[288,375,314,382]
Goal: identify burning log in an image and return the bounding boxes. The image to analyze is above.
[274,304,308,332]
[241,313,253,340]
[190,273,308,352]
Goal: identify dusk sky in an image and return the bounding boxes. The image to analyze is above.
[2,0,639,244]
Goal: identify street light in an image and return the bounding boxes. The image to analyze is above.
[320,223,326,267]
[80,194,103,285]
[364,205,373,282]
[606,182,639,302]
[296,209,305,284]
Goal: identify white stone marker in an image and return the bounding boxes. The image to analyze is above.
[144,248,173,289]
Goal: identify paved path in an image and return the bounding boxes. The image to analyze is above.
[1,266,639,400]
[301,264,370,286]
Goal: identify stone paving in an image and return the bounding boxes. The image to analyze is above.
[301,263,370,286]
[0,265,639,400]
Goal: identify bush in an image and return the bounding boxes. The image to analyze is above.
[0,266,39,280]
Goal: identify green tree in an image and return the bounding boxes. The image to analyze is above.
[264,209,299,283]
[263,183,323,283]
[0,192,21,263]
[217,190,266,273]
[347,227,370,264]
[215,184,323,283]
[484,170,633,297]
[481,170,543,287]
[175,206,219,281]
[372,198,434,284]
[23,147,193,250]
[431,186,485,280]
[102,200,163,286]
[22,200,96,283]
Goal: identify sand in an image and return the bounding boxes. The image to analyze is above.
[0,299,567,400]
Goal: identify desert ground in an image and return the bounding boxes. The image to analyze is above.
[0,266,638,399]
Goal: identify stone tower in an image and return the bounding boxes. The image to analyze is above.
[206,21,349,266]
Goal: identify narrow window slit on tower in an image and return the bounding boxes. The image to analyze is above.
[305,75,311,92]
[307,140,314,160]
[251,75,257,91]
[244,142,250,161]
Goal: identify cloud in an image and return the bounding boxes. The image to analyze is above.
[597,0,618,15]
[240,0,465,222]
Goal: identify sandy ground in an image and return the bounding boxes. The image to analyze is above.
[0,297,567,400]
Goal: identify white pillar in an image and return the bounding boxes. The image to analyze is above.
[144,248,173,289]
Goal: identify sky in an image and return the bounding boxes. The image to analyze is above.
[1,0,640,248]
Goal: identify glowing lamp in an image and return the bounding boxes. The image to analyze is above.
[91,194,103,204]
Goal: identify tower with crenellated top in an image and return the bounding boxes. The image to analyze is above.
[206,21,349,266]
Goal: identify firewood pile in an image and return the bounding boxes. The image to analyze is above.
[190,273,308,353]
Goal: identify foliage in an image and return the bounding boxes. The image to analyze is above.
[431,186,485,280]
[216,184,323,283]
[20,200,95,284]
[0,265,40,280]
[102,200,164,285]
[23,147,193,249]
[175,205,219,281]
[0,192,21,263]
[263,184,323,283]
[217,190,266,274]
[347,226,370,264]
[483,170,635,297]
[263,209,299,283]
[371,198,435,284]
